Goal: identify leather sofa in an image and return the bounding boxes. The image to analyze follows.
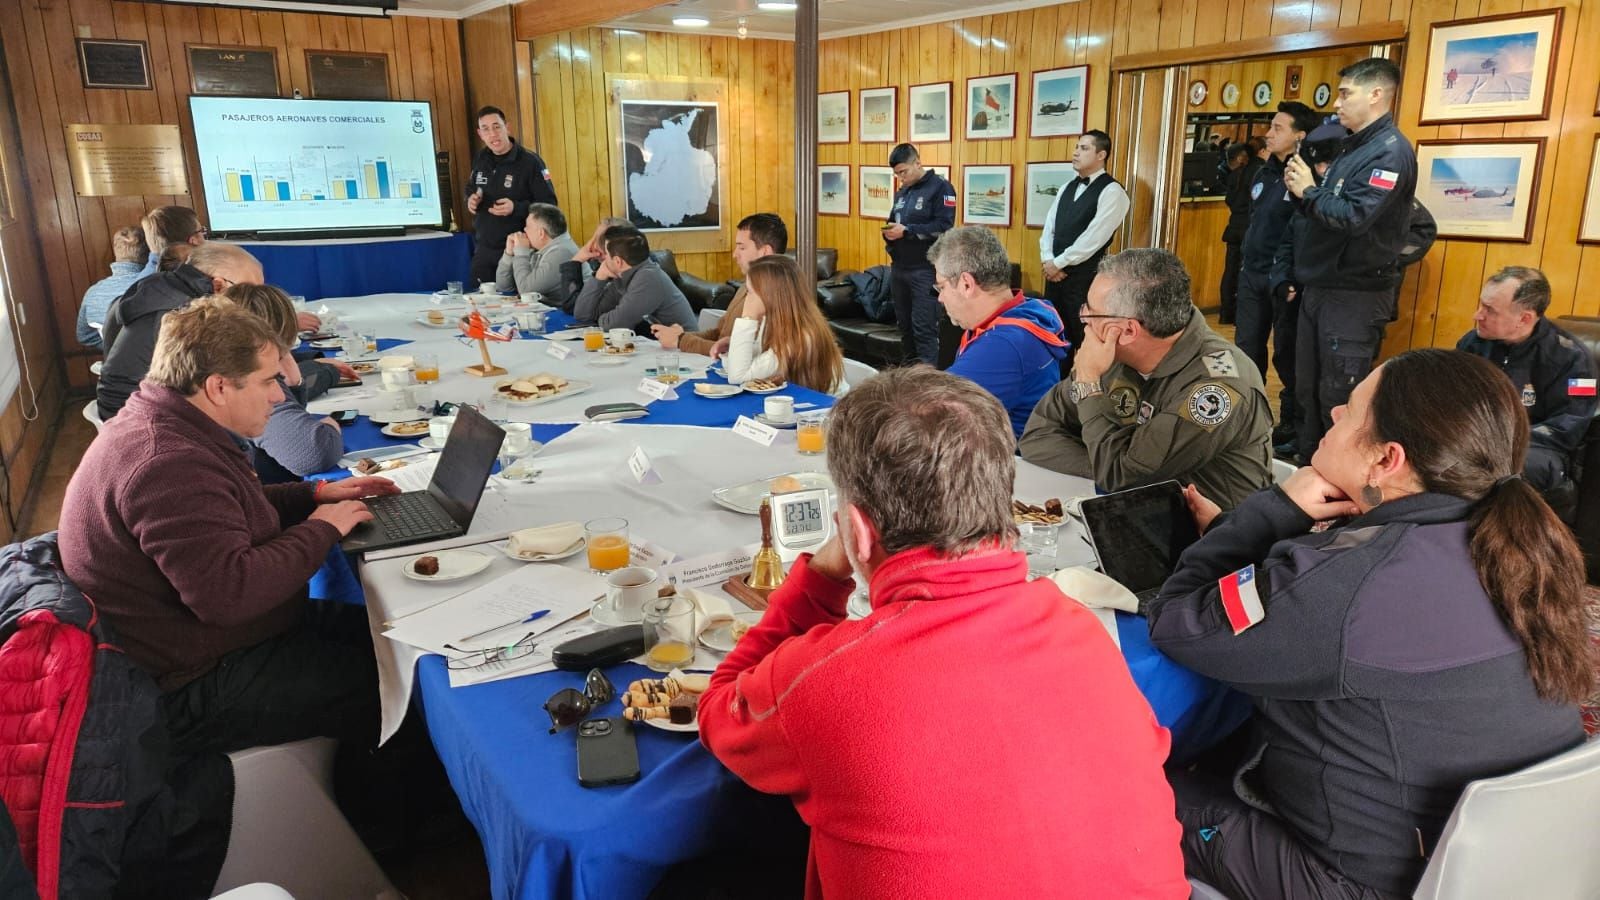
[819,258,1024,370]
[1553,316,1600,583]
[650,249,735,313]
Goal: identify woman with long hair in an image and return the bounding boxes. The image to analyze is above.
[724,254,846,395]
[1148,348,1592,899]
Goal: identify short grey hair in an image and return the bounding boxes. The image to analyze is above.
[1486,265,1551,317]
[527,203,567,237]
[826,366,1017,557]
[1094,248,1193,338]
[928,226,1012,292]
[187,242,260,279]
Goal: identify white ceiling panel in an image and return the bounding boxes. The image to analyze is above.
[605,0,1075,40]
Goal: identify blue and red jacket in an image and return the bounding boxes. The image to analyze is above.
[948,292,1068,437]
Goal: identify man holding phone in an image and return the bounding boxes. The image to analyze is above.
[466,106,558,285]
[883,143,956,366]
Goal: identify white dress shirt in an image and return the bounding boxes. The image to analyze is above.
[1038,168,1130,269]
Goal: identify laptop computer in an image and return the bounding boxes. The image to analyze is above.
[341,405,504,554]
[1078,480,1202,604]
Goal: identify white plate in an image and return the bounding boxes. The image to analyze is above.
[693,383,743,399]
[699,610,764,653]
[400,549,493,583]
[419,436,446,451]
[380,422,432,439]
[754,413,797,429]
[543,328,588,341]
[495,537,585,563]
[587,355,631,367]
[310,339,343,349]
[712,471,836,515]
[493,377,593,406]
[369,409,429,424]
[743,381,787,395]
[642,715,698,733]
[415,315,459,329]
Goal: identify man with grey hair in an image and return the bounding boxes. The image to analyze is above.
[932,226,1068,437]
[1456,265,1596,493]
[98,241,265,420]
[698,366,1189,897]
[77,224,149,349]
[1020,248,1272,510]
[495,202,579,297]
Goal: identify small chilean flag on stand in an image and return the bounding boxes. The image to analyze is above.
[1570,378,1597,397]
[1218,564,1265,634]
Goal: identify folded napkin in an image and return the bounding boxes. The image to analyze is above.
[683,588,735,635]
[1047,566,1140,613]
[508,521,583,557]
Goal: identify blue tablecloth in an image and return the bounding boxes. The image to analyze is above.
[241,232,473,301]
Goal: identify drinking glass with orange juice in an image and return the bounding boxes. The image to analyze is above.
[643,594,696,672]
[413,352,440,383]
[583,328,605,352]
[584,517,630,572]
[796,411,828,455]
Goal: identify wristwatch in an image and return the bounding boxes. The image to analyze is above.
[1070,381,1103,403]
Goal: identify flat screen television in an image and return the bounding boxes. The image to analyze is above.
[188,96,443,234]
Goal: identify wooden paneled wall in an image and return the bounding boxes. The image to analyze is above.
[526,29,796,284]
[0,0,473,390]
[464,5,524,140]
[1187,50,1368,115]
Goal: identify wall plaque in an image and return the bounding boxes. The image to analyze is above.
[77,39,152,90]
[306,51,390,100]
[188,45,281,97]
[64,124,188,197]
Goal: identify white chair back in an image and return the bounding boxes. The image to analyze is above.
[82,401,103,434]
[1413,736,1600,899]
[841,357,878,389]
[1270,457,1295,486]
[696,308,727,333]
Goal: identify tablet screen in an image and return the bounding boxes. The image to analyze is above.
[1079,481,1201,597]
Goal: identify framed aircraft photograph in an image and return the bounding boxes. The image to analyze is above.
[819,165,850,216]
[1029,66,1087,138]
[908,81,952,143]
[1416,138,1544,242]
[1024,162,1074,227]
[962,165,1012,227]
[860,165,894,219]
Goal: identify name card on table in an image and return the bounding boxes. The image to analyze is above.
[637,377,678,401]
[627,445,662,485]
[666,543,760,588]
[630,537,679,568]
[733,415,778,447]
[546,341,572,360]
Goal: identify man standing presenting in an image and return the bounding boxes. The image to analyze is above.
[466,106,557,285]
[1040,130,1129,374]
[653,212,786,358]
[1282,58,1416,454]
[883,143,956,365]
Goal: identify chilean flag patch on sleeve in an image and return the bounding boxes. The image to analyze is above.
[1218,564,1265,634]
[944,194,957,207]
[1570,378,1597,396]
[1369,169,1398,191]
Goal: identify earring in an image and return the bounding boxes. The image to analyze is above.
[1360,483,1383,507]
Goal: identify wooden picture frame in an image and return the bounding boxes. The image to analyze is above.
[859,87,897,143]
[1416,138,1545,243]
[1578,136,1600,243]
[962,164,1012,227]
[305,50,390,100]
[965,73,1017,140]
[818,165,850,217]
[77,39,152,90]
[818,91,849,144]
[187,45,281,97]
[1284,65,1303,100]
[1419,9,1562,125]
[859,165,894,220]
[908,82,952,143]
[1024,162,1074,228]
[1029,66,1088,138]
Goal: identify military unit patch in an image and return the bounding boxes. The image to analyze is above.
[1108,385,1139,420]
[1185,383,1234,428]
[1202,350,1239,379]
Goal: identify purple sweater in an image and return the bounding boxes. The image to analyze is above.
[59,381,343,690]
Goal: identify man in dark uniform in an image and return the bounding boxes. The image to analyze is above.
[1282,58,1416,456]
[466,105,558,285]
[1235,102,1317,451]
[1039,130,1129,375]
[1216,142,1261,326]
[1456,266,1597,494]
[883,143,957,365]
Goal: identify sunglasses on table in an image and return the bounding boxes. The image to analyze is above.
[544,668,616,734]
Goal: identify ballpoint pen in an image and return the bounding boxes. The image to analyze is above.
[455,609,550,643]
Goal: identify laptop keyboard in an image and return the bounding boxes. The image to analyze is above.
[367,494,457,538]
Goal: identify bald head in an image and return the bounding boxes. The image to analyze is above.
[187,242,263,290]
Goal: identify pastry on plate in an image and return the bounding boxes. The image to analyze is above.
[1012,498,1065,525]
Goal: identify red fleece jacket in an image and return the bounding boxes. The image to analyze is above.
[699,546,1188,899]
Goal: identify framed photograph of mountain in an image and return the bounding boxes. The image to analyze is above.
[1024,162,1074,227]
[860,166,894,219]
[965,73,1017,140]
[1029,66,1087,138]
[1419,10,1561,125]
[962,165,1012,227]
[819,165,850,217]
[908,82,951,143]
[859,87,897,143]
[818,91,849,144]
[1416,138,1544,242]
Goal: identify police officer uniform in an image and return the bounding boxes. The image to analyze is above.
[1236,153,1298,425]
[1289,112,1417,455]
[1018,308,1274,511]
[1457,317,1598,491]
[1039,169,1129,374]
[885,170,956,365]
[465,140,558,284]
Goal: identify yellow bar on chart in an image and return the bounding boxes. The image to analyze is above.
[300,191,312,200]
[224,171,242,202]
[363,163,379,199]
[332,181,347,200]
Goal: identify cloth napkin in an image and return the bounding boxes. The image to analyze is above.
[1047,566,1140,613]
[684,587,735,635]
[507,522,583,557]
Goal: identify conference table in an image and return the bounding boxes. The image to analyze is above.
[302,292,1250,900]
[236,231,473,301]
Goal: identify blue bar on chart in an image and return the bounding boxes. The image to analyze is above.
[346,179,359,199]
[376,159,391,199]
[241,174,256,201]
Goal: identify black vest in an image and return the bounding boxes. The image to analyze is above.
[1051,173,1120,268]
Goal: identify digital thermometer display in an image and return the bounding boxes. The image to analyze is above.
[771,487,833,557]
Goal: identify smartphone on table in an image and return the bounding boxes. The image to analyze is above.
[331,409,360,425]
[576,717,640,788]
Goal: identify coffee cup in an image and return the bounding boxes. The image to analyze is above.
[428,415,457,444]
[607,328,634,349]
[379,384,414,410]
[479,282,497,296]
[519,292,543,306]
[763,395,795,424]
[604,566,659,623]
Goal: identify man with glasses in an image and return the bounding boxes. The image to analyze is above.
[883,143,956,365]
[1020,248,1272,511]
[466,105,558,285]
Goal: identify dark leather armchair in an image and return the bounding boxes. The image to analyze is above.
[650,249,735,314]
[1554,316,1600,583]
[818,259,1024,370]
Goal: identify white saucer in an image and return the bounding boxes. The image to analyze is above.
[743,382,787,395]
[400,549,492,583]
[699,611,764,653]
[587,355,630,367]
[693,383,743,399]
[590,598,644,627]
[495,537,584,563]
[310,339,343,349]
[755,413,797,429]
[642,715,698,733]
[419,436,446,451]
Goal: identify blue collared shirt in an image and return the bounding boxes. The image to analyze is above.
[77,261,145,349]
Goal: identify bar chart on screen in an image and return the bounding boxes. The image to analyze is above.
[215,152,432,203]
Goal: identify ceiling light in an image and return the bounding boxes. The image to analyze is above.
[673,15,710,26]
[757,1,798,9]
